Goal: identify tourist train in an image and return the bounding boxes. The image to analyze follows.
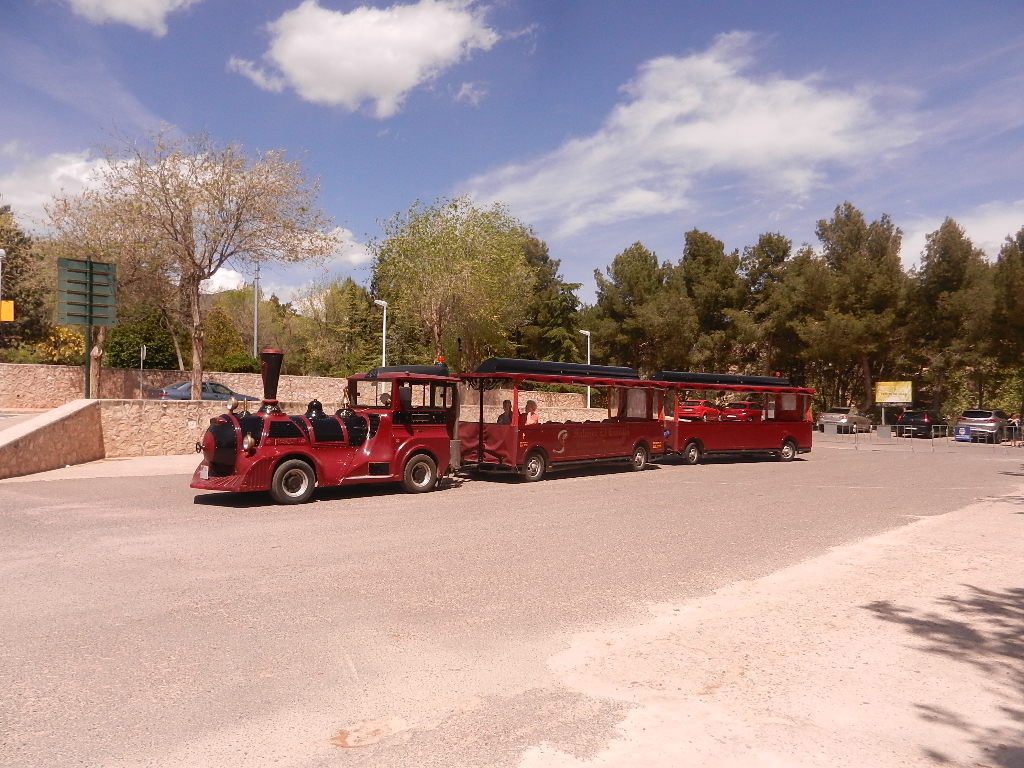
[191,350,814,504]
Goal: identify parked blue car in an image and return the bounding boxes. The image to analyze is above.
[145,381,259,402]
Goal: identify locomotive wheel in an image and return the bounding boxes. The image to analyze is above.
[681,440,702,466]
[402,454,437,493]
[270,459,316,504]
[522,451,546,482]
[778,438,797,462]
[629,444,649,471]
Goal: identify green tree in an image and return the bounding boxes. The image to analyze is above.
[992,226,1024,413]
[811,202,907,409]
[768,246,834,390]
[680,229,744,371]
[515,236,582,361]
[293,278,381,376]
[105,308,180,370]
[202,305,248,371]
[908,218,992,410]
[47,128,336,398]
[0,205,51,355]
[739,232,792,372]
[371,196,534,370]
[590,242,697,375]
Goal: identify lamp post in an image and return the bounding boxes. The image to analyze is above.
[579,329,591,408]
[252,261,261,358]
[0,248,6,304]
[373,299,388,367]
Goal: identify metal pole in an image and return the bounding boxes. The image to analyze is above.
[374,299,388,367]
[252,262,260,358]
[0,249,6,304]
[579,329,591,408]
[84,257,93,398]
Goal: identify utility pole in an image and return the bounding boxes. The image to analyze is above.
[579,329,592,408]
[373,299,388,366]
[252,261,260,358]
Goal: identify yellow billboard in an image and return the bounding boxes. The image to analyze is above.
[875,381,912,404]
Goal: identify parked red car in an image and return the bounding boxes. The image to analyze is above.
[676,399,721,421]
[720,401,763,422]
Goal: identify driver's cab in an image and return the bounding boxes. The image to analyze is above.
[346,365,460,439]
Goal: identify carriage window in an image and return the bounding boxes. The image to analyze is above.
[431,383,456,410]
[624,388,648,418]
[354,380,391,407]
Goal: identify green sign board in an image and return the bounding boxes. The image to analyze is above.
[57,258,117,327]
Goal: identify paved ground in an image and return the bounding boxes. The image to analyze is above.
[1,442,1022,767]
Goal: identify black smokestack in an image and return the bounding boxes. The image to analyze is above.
[260,349,284,411]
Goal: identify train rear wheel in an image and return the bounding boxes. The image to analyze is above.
[778,439,797,462]
[402,454,437,493]
[682,441,702,466]
[522,451,546,482]
[629,444,649,471]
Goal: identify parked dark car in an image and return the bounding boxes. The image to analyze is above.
[955,409,1008,443]
[146,381,259,402]
[817,407,871,433]
[895,409,945,438]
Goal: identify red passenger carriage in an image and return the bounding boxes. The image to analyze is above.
[653,371,814,464]
[458,358,666,481]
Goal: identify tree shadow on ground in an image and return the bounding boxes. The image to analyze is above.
[865,586,1024,767]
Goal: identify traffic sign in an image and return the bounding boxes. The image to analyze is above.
[57,258,116,326]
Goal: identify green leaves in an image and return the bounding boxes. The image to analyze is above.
[371,196,537,369]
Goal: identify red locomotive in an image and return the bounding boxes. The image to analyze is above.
[191,350,460,504]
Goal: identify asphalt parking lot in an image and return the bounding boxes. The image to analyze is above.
[1,442,1021,767]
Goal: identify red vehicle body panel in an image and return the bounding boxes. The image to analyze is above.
[458,419,665,471]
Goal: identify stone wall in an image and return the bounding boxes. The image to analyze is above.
[0,400,106,479]
[0,362,349,409]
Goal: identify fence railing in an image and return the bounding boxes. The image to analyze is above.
[817,423,1023,452]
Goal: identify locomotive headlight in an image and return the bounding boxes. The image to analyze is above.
[228,395,239,413]
[242,432,256,455]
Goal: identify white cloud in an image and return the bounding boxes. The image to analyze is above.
[463,31,919,237]
[226,57,285,93]
[331,227,373,266]
[231,0,499,118]
[454,81,487,106]
[901,200,1024,267]
[201,267,246,294]
[0,149,106,227]
[63,0,202,36]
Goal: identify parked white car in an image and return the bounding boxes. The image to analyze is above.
[817,407,871,433]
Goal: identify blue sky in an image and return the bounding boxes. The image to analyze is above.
[2,0,1022,304]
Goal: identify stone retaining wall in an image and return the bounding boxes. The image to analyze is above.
[0,400,106,479]
[0,362,349,409]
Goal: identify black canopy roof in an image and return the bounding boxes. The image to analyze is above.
[473,358,638,379]
[651,370,792,387]
[363,363,451,379]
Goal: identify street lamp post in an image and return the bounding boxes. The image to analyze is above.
[579,329,591,408]
[252,261,260,358]
[373,299,388,367]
